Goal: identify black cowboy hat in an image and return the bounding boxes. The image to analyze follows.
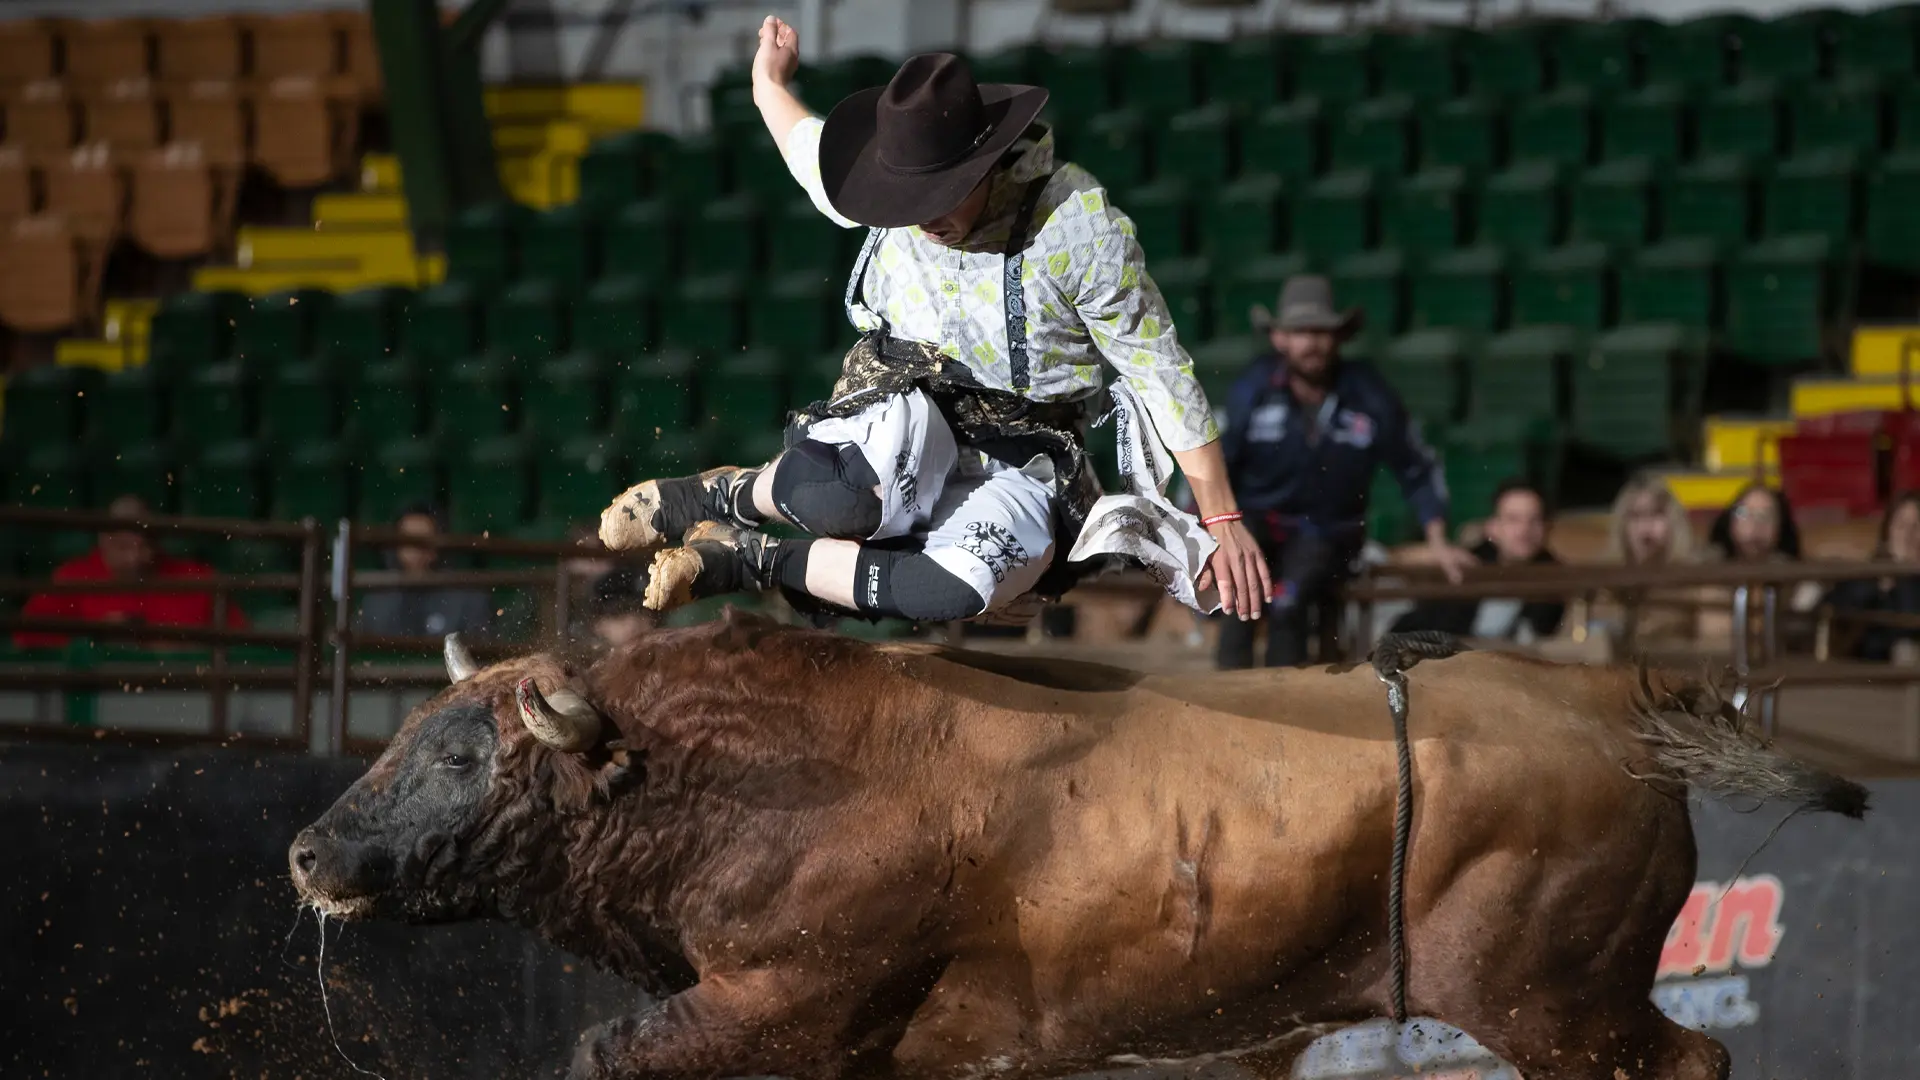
[818,52,1050,229]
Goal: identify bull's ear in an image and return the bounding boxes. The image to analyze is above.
[601,738,644,796]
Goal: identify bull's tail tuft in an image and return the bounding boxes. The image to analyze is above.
[1631,665,1870,820]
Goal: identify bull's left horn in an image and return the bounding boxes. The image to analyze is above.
[444,633,479,683]
[515,678,603,752]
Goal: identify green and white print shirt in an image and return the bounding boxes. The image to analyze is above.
[780,116,1219,452]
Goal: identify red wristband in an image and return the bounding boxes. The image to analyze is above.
[1200,512,1243,528]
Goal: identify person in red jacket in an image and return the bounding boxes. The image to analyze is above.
[15,494,249,649]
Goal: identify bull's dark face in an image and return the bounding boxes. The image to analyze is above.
[289,697,501,921]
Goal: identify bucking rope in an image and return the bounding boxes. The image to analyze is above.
[1368,630,1469,1026]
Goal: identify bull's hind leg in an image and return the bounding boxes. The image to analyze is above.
[1440,1000,1728,1080]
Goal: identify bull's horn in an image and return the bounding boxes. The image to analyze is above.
[444,633,479,684]
[515,678,603,752]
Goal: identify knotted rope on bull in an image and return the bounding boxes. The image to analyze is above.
[1369,630,1468,1026]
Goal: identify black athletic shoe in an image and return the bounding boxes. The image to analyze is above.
[599,466,759,552]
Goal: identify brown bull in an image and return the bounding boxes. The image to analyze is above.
[289,611,1867,1080]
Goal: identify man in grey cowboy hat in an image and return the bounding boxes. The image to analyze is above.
[1214,274,1475,669]
[596,15,1272,627]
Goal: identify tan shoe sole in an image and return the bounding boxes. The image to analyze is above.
[643,547,703,612]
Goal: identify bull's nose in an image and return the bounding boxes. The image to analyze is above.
[289,830,320,883]
[294,846,316,874]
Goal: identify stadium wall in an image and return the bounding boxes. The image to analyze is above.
[2,739,1915,1079]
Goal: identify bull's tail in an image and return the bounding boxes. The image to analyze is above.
[1630,666,1869,820]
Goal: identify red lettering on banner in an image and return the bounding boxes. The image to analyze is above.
[1657,875,1785,980]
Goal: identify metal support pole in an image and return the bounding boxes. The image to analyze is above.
[1761,585,1780,736]
[552,562,573,647]
[328,520,355,756]
[210,588,230,740]
[293,518,319,752]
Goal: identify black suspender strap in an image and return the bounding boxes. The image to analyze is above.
[844,226,884,327]
[1003,174,1052,393]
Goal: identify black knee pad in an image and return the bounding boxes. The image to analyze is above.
[771,440,884,539]
[853,547,986,622]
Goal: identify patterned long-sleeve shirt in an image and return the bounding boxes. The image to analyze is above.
[780,116,1219,452]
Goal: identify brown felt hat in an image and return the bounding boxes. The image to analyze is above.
[1249,275,1363,338]
[818,52,1050,229]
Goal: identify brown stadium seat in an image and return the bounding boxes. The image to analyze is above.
[254,77,356,189]
[0,147,34,231]
[85,78,165,154]
[168,79,249,168]
[8,81,80,165]
[0,216,88,333]
[62,17,155,90]
[157,15,245,86]
[44,142,126,248]
[0,20,58,97]
[131,143,219,259]
[250,13,341,79]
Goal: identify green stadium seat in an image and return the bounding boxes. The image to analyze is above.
[687,194,764,277]
[1570,158,1656,246]
[1739,8,1833,85]
[232,288,330,367]
[1620,238,1722,330]
[603,198,678,283]
[12,443,87,508]
[1119,40,1202,120]
[1551,18,1652,97]
[1208,36,1285,109]
[1214,253,1312,339]
[1440,415,1562,524]
[145,288,244,374]
[433,353,518,447]
[1333,96,1415,176]
[1419,96,1502,174]
[797,55,892,117]
[1642,13,1748,91]
[750,272,838,356]
[1383,167,1468,256]
[1294,32,1375,105]
[1412,247,1508,333]
[1460,23,1550,98]
[345,357,427,442]
[517,202,602,291]
[1200,174,1284,265]
[488,279,569,363]
[1511,244,1612,332]
[1160,103,1238,191]
[448,434,532,534]
[173,362,254,447]
[360,435,445,524]
[575,129,665,211]
[635,427,718,477]
[1511,88,1596,169]
[400,282,483,374]
[702,348,787,430]
[611,348,698,441]
[1377,30,1460,100]
[180,439,265,519]
[1601,83,1690,166]
[317,286,408,364]
[1073,108,1150,193]
[1791,75,1886,158]
[660,274,747,353]
[271,440,350,523]
[95,439,181,512]
[1571,323,1701,460]
[727,134,792,205]
[1726,233,1839,365]
[1243,99,1324,180]
[968,44,1042,89]
[524,351,611,441]
[1121,178,1190,259]
[1866,150,1920,270]
[1290,169,1375,261]
[5,363,100,445]
[1150,256,1211,340]
[574,276,658,360]
[788,349,845,416]
[1697,80,1783,159]
[1475,162,1564,253]
[1836,5,1918,80]
[1329,249,1408,340]
[655,132,728,204]
[770,195,853,276]
[708,67,758,142]
[1041,45,1115,129]
[444,202,524,291]
[1365,468,1415,546]
[1763,149,1862,239]
[1660,154,1755,245]
[538,434,627,523]
[1378,329,1468,427]
[259,359,341,446]
[88,364,167,442]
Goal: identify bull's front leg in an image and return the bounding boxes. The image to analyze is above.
[568,968,867,1080]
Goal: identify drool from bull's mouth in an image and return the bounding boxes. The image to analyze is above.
[288,613,1867,1080]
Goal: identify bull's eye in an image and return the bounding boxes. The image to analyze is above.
[440,753,472,770]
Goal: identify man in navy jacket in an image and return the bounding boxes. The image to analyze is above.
[1216,276,1474,669]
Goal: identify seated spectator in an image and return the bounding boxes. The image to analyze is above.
[1825,491,1920,663]
[355,503,492,639]
[1389,479,1565,642]
[1695,482,1821,652]
[585,566,660,648]
[1593,473,1701,647]
[15,495,249,649]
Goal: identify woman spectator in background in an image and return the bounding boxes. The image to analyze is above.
[1696,482,1820,654]
[1589,474,1700,649]
[1824,491,1920,663]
